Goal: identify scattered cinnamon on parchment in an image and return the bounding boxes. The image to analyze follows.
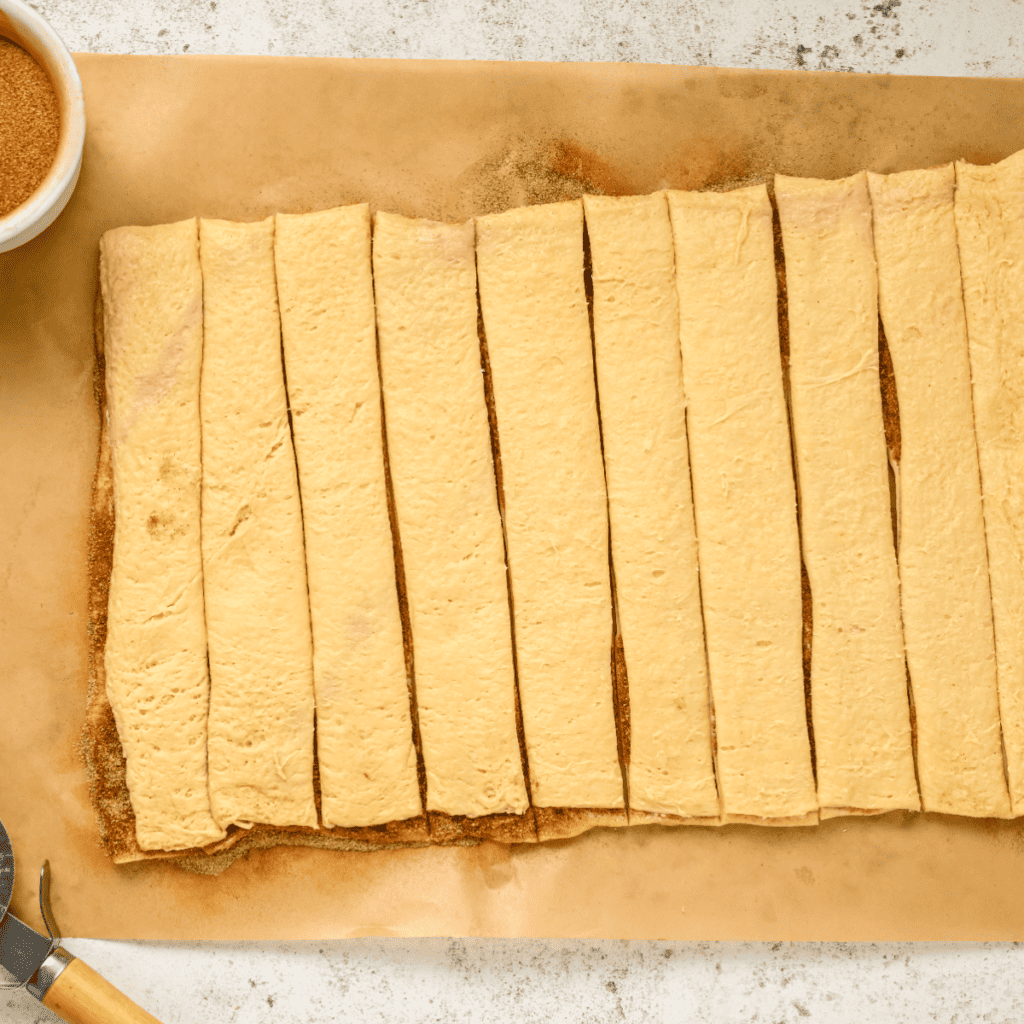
[0,36,60,219]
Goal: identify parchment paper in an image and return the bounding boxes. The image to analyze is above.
[2,55,1023,941]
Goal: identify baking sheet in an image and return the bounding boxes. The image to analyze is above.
[2,55,1023,941]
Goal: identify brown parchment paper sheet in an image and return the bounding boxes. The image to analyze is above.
[2,55,1024,941]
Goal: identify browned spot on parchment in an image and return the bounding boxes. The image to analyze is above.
[453,135,633,215]
[958,147,1007,169]
[548,139,632,197]
[668,137,773,194]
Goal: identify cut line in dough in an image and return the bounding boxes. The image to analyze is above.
[954,148,1024,816]
[776,171,919,816]
[373,210,533,841]
[583,191,719,822]
[667,184,817,825]
[475,199,626,832]
[200,216,317,830]
[99,218,226,852]
[870,164,1008,817]
[275,205,425,833]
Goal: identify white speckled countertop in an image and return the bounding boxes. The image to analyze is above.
[5,2,1024,1021]
[22,0,1024,75]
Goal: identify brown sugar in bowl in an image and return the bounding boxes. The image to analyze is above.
[0,0,84,254]
[0,36,60,218]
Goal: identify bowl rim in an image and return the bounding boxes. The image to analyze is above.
[0,0,85,247]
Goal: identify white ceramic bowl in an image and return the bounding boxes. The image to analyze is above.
[0,0,85,254]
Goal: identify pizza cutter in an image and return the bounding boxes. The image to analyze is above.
[0,817,163,1023]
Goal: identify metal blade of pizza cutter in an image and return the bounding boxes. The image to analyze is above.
[0,815,164,1022]
[0,818,53,987]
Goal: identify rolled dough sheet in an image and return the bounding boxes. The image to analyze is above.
[582,192,718,822]
[955,147,1024,816]
[199,216,317,830]
[776,172,919,816]
[475,200,626,834]
[868,166,1009,817]
[373,211,533,842]
[666,185,817,825]
[274,205,424,833]
[99,219,226,852]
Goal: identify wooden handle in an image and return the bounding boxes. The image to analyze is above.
[41,957,164,1024]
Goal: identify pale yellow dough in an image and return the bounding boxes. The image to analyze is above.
[955,148,1024,816]
[373,211,529,818]
[475,200,623,810]
[583,192,718,819]
[100,219,226,852]
[200,217,317,830]
[667,185,816,822]
[869,166,1009,817]
[776,172,919,815]
[275,205,422,828]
